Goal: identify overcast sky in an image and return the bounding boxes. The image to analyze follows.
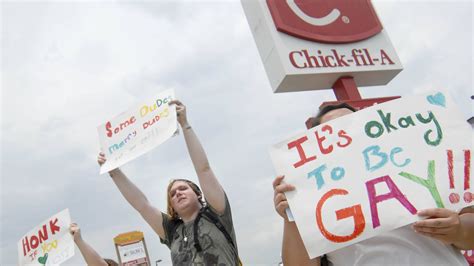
[1,0,473,265]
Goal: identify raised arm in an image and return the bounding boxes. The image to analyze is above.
[170,100,226,214]
[69,223,108,266]
[273,175,320,266]
[98,153,165,239]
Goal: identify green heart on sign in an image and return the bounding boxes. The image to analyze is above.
[38,253,48,265]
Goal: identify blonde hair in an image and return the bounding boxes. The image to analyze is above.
[166,179,204,220]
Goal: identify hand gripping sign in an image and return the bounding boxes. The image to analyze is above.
[18,209,74,266]
[270,92,473,258]
[266,0,383,43]
[98,89,177,174]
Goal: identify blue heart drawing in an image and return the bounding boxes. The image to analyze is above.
[427,92,446,107]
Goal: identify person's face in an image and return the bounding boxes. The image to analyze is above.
[169,181,200,213]
[320,108,354,124]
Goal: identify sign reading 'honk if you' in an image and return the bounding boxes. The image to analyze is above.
[18,209,74,266]
[270,92,473,258]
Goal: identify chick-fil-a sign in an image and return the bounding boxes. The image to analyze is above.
[270,92,473,258]
[17,209,74,266]
[98,89,177,174]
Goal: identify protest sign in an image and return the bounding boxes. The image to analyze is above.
[98,89,177,174]
[270,91,473,258]
[18,209,74,265]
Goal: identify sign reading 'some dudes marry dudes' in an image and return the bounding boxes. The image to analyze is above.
[98,89,177,174]
[241,0,403,92]
[270,92,473,259]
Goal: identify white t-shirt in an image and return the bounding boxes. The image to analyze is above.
[327,225,468,266]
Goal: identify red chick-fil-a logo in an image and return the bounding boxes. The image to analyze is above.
[266,0,383,43]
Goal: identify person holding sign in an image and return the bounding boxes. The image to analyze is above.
[97,100,239,265]
[69,223,118,266]
[273,103,474,265]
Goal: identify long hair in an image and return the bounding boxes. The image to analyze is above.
[166,179,205,220]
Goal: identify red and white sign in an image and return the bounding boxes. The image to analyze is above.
[267,0,383,43]
[117,242,148,266]
[241,0,403,92]
[17,209,74,266]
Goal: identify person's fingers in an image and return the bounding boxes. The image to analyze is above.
[69,223,77,234]
[98,154,106,164]
[175,105,185,115]
[274,192,287,206]
[413,225,452,235]
[275,201,289,217]
[169,100,183,106]
[418,208,454,218]
[414,217,454,228]
[272,175,285,189]
[274,183,295,194]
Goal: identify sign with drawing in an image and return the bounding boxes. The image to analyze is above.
[270,92,473,258]
[18,209,74,266]
[98,89,177,174]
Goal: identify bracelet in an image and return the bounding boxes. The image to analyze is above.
[185,125,192,130]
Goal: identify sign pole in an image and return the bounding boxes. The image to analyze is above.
[331,76,362,101]
[305,76,401,129]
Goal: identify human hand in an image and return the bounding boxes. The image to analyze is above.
[97,152,119,175]
[69,223,82,242]
[97,152,106,166]
[273,175,296,221]
[413,208,463,245]
[169,100,188,128]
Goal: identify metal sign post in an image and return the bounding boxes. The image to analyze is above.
[307,76,400,128]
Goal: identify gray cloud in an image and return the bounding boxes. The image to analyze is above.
[1,0,472,265]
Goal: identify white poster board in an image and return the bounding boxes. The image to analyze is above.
[18,209,74,266]
[270,92,473,258]
[98,89,177,174]
[117,241,147,265]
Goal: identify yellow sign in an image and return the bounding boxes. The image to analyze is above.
[113,231,144,246]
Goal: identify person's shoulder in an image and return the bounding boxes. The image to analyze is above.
[206,193,231,217]
[161,212,182,227]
